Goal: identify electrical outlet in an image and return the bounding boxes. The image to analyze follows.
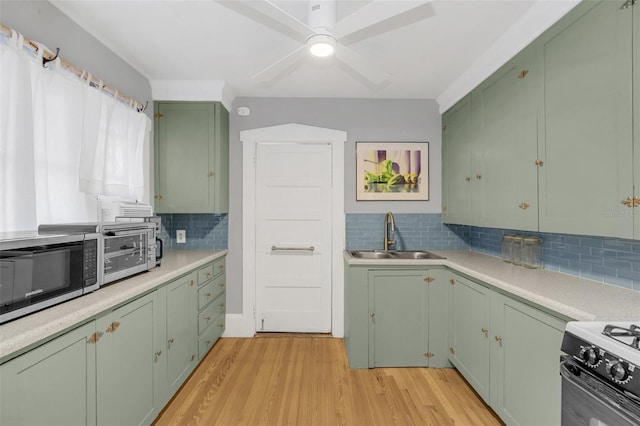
[176,230,186,244]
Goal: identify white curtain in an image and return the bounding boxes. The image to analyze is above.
[0,31,148,232]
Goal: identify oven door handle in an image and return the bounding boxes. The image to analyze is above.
[103,228,152,237]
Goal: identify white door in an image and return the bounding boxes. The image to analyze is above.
[255,142,332,332]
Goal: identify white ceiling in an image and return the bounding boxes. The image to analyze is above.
[50,0,580,110]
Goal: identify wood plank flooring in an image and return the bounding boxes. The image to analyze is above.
[154,337,503,426]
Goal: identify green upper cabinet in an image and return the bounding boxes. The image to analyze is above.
[538,0,634,238]
[442,95,473,225]
[472,48,539,231]
[154,102,229,213]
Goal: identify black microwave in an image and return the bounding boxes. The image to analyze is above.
[0,231,100,324]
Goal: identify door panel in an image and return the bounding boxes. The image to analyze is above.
[538,0,633,237]
[255,143,332,332]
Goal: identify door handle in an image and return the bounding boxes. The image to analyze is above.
[271,246,315,252]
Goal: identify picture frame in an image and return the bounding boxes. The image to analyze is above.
[356,141,429,201]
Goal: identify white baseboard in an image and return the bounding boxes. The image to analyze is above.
[222,314,254,337]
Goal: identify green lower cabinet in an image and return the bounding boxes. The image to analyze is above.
[448,273,566,426]
[447,274,491,400]
[165,272,198,402]
[345,264,450,369]
[489,293,564,426]
[96,289,166,426]
[0,321,97,426]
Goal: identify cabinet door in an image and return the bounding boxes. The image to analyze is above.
[442,95,473,225]
[490,294,565,426]
[426,269,452,368]
[538,0,633,238]
[368,270,428,367]
[472,48,539,231]
[0,321,97,426]
[447,274,491,401]
[165,272,198,400]
[155,102,229,214]
[97,290,165,426]
[634,3,640,239]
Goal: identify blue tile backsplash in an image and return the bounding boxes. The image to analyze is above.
[346,213,470,251]
[345,213,640,292]
[468,226,640,292]
[158,213,228,250]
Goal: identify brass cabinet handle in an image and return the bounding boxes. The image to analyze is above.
[424,352,434,358]
[155,350,162,357]
[495,336,503,343]
[190,280,194,286]
[154,195,164,200]
[475,174,481,180]
[449,347,456,355]
[219,303,225,307]
[218,265,224,269]
[191,354,196,361]
[518,202,530,210]
[633,196,640,207]
[168,338,174,344]
[534,159,544,166]
[481,328,489,334]
[105,321,120,334]
[207,293,212,298]
[206,340,211,346]
[207,272,212,278]
[449,279,455,285]
[220,283,225,288]
[87,332,103,344]
[208,171,215,177]
[621,197,634,207]
[370,312,375,317]
[465,177,471,182]
[217,324,224,328]
[424,277,435,283]
[206,316,211,321]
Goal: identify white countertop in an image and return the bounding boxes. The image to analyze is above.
[345,250,640,322]
[0,250,226,363]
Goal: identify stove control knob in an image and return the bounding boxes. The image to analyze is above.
[608,361,631,383]
[579,346,601,367]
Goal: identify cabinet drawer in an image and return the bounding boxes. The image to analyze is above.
[198,274,225,310]
[212,257,225,278]
[198,315,225,359]
[197,263,215,286]
[198,293,225,335]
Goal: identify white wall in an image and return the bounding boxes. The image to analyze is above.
[227,97,442,314]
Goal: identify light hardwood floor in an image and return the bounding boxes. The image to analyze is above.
[154,337,503,426]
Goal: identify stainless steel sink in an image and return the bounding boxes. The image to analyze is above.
[349,250,445,260]
[349,250,393,259]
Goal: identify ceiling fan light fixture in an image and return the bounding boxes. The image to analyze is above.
[307,34,336,58]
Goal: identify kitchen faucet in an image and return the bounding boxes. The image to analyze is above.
[384,211,396,251]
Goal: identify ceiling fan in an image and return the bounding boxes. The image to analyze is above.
[218,0,432,85]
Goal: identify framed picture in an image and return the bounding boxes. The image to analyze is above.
[356,141,429,201]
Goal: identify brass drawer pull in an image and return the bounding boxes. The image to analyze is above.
[481,328,488,334]
[495,336,503,343]
[168,338,175,344]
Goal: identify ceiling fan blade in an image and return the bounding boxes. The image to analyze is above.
[217,0,315,40]
[252,45,308,82]
[330,0,431,40]
[334,44,391,86]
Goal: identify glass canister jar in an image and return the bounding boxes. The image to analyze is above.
[501,235,516,263]
[510,236,525,266]
[523,236,542,269]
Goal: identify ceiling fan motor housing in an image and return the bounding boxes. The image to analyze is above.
[308,0,336,34]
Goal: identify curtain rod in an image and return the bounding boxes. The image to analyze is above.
[0,23,146,113]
